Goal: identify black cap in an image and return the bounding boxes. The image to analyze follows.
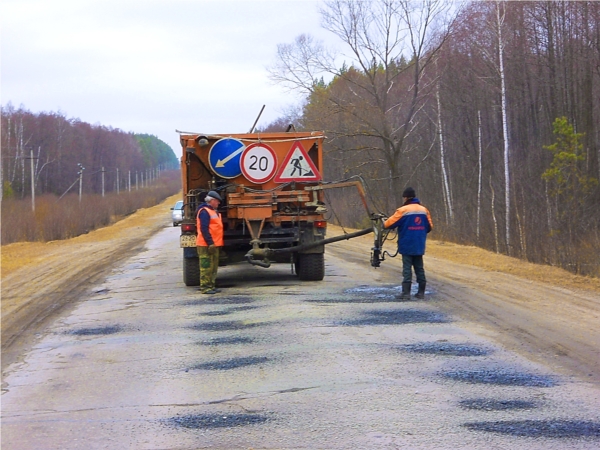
[402,187,416,198]
[206,190,222,201]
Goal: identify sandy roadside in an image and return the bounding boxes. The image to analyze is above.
[1,194,180,370]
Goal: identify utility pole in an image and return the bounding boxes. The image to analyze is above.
[102,167,105,197]
[22,149,39,211]
[77,163,85,203]
[116,168,120,194]
[128,170,131,192]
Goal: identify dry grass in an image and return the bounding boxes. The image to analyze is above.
[327,224,600,294]
[1,193,181,279]
[1,171,180,244]
[427,240,600,292]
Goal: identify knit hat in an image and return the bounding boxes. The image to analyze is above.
[402,187,416,198]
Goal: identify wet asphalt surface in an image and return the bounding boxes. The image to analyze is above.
[2,226,600,449]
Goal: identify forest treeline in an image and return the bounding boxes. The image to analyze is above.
[1,104,179,199]
[266,0,600,277]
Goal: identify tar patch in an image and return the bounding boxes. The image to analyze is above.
[305,297,396,304]
[441,369,557,387]
[166,413,271,429]
[398,342,491,357]
[463,420,600,438]
[197,336,255,346]
[189,320,263,331]
[184,297,255,306]
[199,310,232,317]
[68,325,122,336]
[191,356,269,370]
[340,309,448,326]
[459,398,537,411]
[199,305,258,317]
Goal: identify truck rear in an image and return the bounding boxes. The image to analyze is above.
[178,131,330,286]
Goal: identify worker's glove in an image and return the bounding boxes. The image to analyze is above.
[208,244,217,255]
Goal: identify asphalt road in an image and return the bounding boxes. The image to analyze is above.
[2,225,600,449]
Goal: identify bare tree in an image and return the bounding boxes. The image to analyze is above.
[265,0,600,276]
[269,0,456,209]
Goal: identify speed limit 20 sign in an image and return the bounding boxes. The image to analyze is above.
[240,143,278,184]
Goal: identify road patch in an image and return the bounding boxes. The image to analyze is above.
[441,369,557,387]
[397,342,491,357]
[463,419,600,438]
[189,320,264,331]
[199,306,258,317]
[340,309,448,326]
[166,413,271,429]
[67,325,122,336]
[183,296,255,306]
[197,336,255,346]
[459,398,538,411]
[191,356,270,370]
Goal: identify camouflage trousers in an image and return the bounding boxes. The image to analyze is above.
[197,246,219,292]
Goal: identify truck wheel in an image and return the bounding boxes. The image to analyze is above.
[296,253,325,281]
[183,257,200,286]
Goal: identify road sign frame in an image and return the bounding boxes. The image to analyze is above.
[208,138,245,179]
[240,143,278,184]
[274,141,321,183]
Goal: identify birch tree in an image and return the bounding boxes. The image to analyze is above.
[476,110,482,241]
[495,0,511,253]
[436,75,453,223]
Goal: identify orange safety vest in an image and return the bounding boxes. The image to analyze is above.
[196,206,224,246]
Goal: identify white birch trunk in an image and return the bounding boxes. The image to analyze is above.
[19,121,25,198]
[436,81,453,223]
[490,176,500,254]
[1,114,9,201]
[497,1,511,253]
[477,110,483,240]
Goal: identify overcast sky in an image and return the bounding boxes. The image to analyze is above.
[2,0,338,156]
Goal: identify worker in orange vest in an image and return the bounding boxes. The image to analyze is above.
[384,187,433,300]
[196,190,224,294]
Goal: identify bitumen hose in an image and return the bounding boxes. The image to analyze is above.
[270,227,374,255]
[244,227,374,268]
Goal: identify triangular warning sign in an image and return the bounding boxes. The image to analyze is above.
[274,141,321,182]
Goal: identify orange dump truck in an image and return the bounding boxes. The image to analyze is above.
[177,131,371,286]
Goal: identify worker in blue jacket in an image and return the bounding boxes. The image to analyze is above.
[384,187,434,299]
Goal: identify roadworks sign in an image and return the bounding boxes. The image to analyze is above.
[274,141,321,182]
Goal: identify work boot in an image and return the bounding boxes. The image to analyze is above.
[399,282,411,300]
[415,282,426,299]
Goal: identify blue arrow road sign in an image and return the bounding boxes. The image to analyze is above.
[209,138,245,179]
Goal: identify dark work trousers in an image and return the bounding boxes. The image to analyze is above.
[402,254,426,284]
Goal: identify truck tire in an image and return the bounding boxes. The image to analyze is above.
[183,257,200,286]
[296,253,325,281]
